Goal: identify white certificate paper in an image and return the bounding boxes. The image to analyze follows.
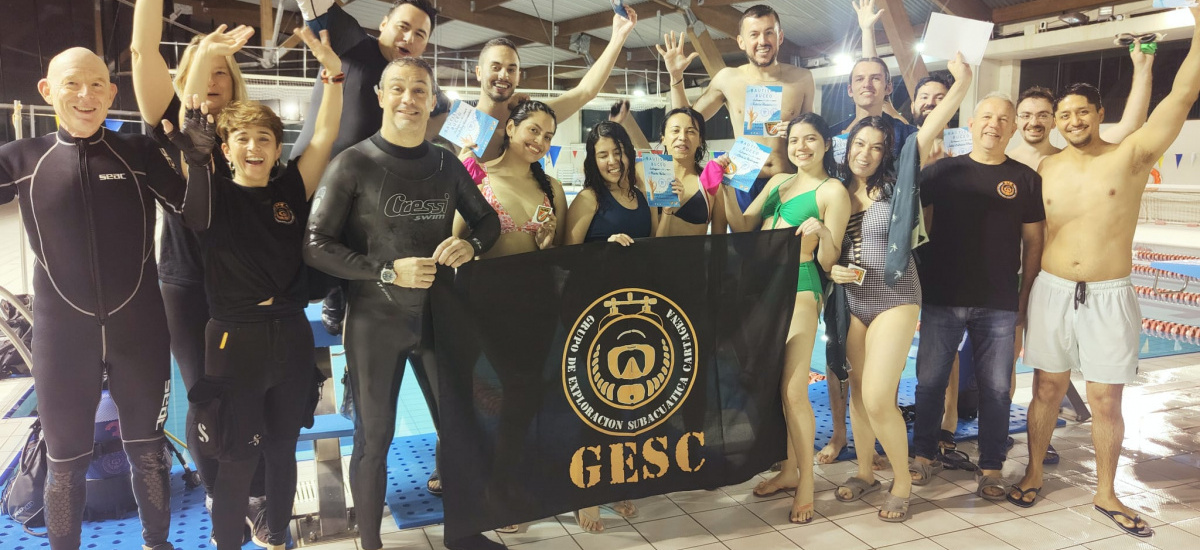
[922,12,993,65]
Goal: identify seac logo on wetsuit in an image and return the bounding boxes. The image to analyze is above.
[383,193,449,221]
[273,201,295,224]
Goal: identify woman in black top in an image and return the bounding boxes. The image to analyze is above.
[565,121,662,245]
[165,26,343,550]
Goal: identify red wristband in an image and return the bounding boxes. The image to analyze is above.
[321,70,345,84]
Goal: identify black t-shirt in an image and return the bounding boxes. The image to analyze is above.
[918,155,1044,311]
[291,5,450,161]
[149,95,232,286]
[191,163,310,321]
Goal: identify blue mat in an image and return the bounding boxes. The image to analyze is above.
[0,466,214,550]
[383,433,443,531]
[810,377,1064,461]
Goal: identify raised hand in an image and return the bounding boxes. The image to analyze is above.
[613,6,638,39]
[294,26,342,76]
[1129,38,1155,71]
[947,52,971,82]
[853,0,885,30]
[609,100,631,124]
[656,31,699,80]
[162,94,216,166]
[200,24,254,58]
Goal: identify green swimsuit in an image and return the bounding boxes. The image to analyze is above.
[762,177,828,300]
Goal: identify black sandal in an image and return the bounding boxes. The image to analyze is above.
[937,448,978,472]
[1094,505,1153,537]
[1005,485,1041,508]
[427,468,443,496]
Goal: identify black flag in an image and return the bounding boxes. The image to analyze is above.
[431,230,800,540]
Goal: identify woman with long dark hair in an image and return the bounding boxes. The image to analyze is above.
[566,121,663,245]
[719,113,850,523]
[655,107,727,236]
[455,100,566,252]
[827,55,972,523]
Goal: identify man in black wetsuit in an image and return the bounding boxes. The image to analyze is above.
[0,47,182,550]
[304,57,500,550]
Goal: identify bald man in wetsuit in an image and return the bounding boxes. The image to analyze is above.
[0,47,183,550]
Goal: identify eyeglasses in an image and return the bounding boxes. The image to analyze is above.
[1017,113,1053,122]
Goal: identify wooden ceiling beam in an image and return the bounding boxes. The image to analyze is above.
[467,0,512,11]
[878,0,929,99]
[929,0,993,22]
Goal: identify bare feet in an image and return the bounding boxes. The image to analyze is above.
[575,507,603,533]
[607,500,638,519]
[1094,496,1151,534]
[1007,473,1042,506]
[816,438,846,464]
[753,471,798,497]
[790,497,815,524]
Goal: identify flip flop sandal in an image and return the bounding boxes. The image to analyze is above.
[835,476,882,502]
[752,479,794,498]
[976,474,1008,501]
[603,500,639,519]
[937,448,979,472]
[878,491,911,523]
[1094,505,1154,537]
[938,429,956,447]
[494,525,519,534]
[909,459,943,486]
[426,469,443,496]
[1005,485,1041,508]
[1043,444,1060,465]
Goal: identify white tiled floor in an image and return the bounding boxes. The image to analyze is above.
[0,355,1197,549]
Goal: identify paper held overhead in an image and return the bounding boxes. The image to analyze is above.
[921,13,994,66]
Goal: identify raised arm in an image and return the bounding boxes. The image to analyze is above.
[160,97,218,224]
[292,27,343,199]
[180,25,252,106]
[1129,7,1200,167]
[1100,42,1155,143]
[918,53,971,165]
[610,101,652,150]
[130,0,174,124]
[659,31,700,112]
[298,0,371,56]
[548,8,639,120]
[854,0,884,59]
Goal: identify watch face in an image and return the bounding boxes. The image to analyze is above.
[381,269,396,284]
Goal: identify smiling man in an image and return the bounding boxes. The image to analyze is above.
[0,47,185,550]
[293,0,449,160]
[304,57,500,550]
[463,9,641,162]
[911,93,1045,501]
[1009,9,1200,538]
[1009,44,1153,170]
[660,4,815,210]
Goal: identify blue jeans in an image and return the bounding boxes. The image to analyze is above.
[913,305,1017,471]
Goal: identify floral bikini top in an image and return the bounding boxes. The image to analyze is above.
[479,177,552,236]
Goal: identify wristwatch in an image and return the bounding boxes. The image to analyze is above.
[380,265,397,284]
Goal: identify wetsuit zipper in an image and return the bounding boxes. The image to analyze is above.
[77,137,109,325]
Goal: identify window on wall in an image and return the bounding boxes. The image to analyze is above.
[1019,40,1200,120]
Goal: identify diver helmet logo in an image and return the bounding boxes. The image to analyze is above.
[197,423,209,443]
[563,289,697,436]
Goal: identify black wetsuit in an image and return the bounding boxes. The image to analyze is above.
[180,159,317,550]
[293,4,450,161]
[0,127,184,550]
[304,135,499,550]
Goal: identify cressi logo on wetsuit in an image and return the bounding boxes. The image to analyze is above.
[383,192,449,220]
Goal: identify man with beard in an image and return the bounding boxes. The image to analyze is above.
[465,9,641,162]
[1006,8,1200,538]
[659,4,815,210]
[1010,44,1153,170]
